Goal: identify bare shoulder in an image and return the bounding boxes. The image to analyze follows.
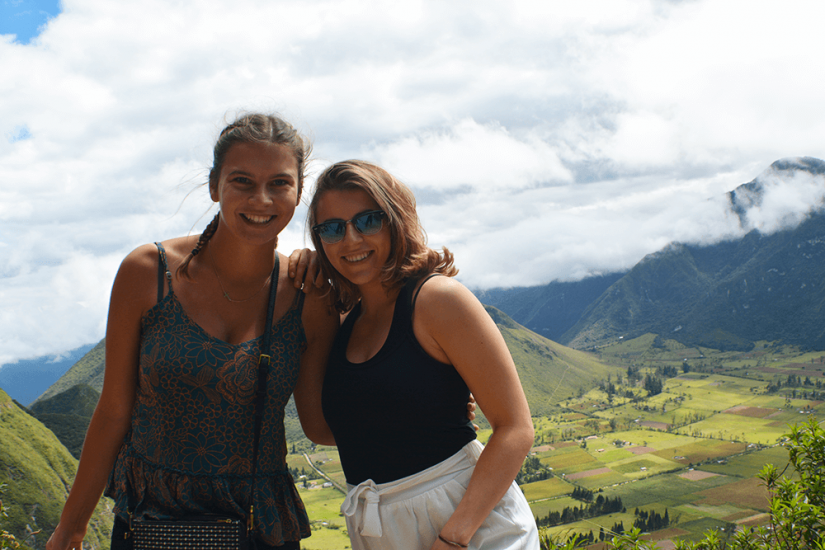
[113,243,167,317]
[118,243,161,280]
[414,275,482,319]
[411,275,493,346]
[411,274,504,367]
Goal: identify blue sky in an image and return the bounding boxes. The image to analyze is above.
[0,0,61,44]
[2,0,825,365]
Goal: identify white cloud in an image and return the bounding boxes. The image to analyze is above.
[2,0,825,363]
[741,168,825,234]
[367,119,572,192]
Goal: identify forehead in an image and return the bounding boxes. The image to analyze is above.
[316,188,380,221]
[222,142,299,177]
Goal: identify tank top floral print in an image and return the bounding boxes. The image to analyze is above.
[105,243,310,546]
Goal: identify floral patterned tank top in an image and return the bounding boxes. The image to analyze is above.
[105,243,310,546]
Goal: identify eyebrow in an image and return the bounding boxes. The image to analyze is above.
[226,169,296,180]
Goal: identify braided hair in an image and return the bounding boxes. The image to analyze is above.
[177,113,312,279]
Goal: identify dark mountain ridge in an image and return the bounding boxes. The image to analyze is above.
[475,272,625,342]
[565,210,825,350]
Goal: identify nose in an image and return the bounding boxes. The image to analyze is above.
[250,185,273,206]
[342,221,364,243]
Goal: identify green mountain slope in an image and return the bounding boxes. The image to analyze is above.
[475,272,624,342]
[484,306,622,417]
[0,389,112,550]
[34,340,105,404]
[29,385,100,459]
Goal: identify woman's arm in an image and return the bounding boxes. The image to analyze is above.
[46,245,156,550]
[411,277,534,549]
[292,285,339,445]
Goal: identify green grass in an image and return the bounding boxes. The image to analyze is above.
[522,477,575,502]
[600,472,732,509]
[673,517,737,542]
[697,445,790,477]
[297,486,349,550]
[679,414,788,443]
[0,389,112,549]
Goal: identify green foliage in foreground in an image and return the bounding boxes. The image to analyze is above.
[540,416,825,550]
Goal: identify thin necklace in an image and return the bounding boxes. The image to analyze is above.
[208,246,273,303]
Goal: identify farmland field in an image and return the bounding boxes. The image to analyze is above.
[297,486,348,550]
[520,337,825,546]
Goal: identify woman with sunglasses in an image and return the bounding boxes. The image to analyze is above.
[46,113,338,550]
[307,160,539,549]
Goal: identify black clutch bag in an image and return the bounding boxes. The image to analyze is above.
[130,515,248,550]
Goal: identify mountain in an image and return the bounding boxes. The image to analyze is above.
[474,273,625,342]
[728,157,825,229]
[0,343,96,406]
[483,305,622,416]
[484,157,825,352]
[0,389,112,550]
[34,340,105,405]
[28,384,101,459]
[563,210,825,350]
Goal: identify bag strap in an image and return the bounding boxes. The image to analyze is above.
[247,253,280,539]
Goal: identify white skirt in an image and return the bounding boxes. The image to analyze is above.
[341,440,539,549]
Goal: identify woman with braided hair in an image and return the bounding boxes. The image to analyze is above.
[46,113,338,550]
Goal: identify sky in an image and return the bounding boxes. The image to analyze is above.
[2,0,825,366]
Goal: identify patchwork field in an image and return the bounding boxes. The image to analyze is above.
[523,336,821,547]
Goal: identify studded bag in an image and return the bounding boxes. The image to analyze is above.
[129,515,248,550]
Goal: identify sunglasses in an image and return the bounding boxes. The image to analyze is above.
[312,210,387,244]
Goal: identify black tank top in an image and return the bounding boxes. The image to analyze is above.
[322,276,477,485]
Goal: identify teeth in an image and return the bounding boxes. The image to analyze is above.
[344,252,370,262]
[243,214,272,224]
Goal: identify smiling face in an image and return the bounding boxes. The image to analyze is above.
[314,188,391,290]
[210,141,300,247]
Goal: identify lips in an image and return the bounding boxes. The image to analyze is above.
[343,251,371,262]
[241,214,273,224]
